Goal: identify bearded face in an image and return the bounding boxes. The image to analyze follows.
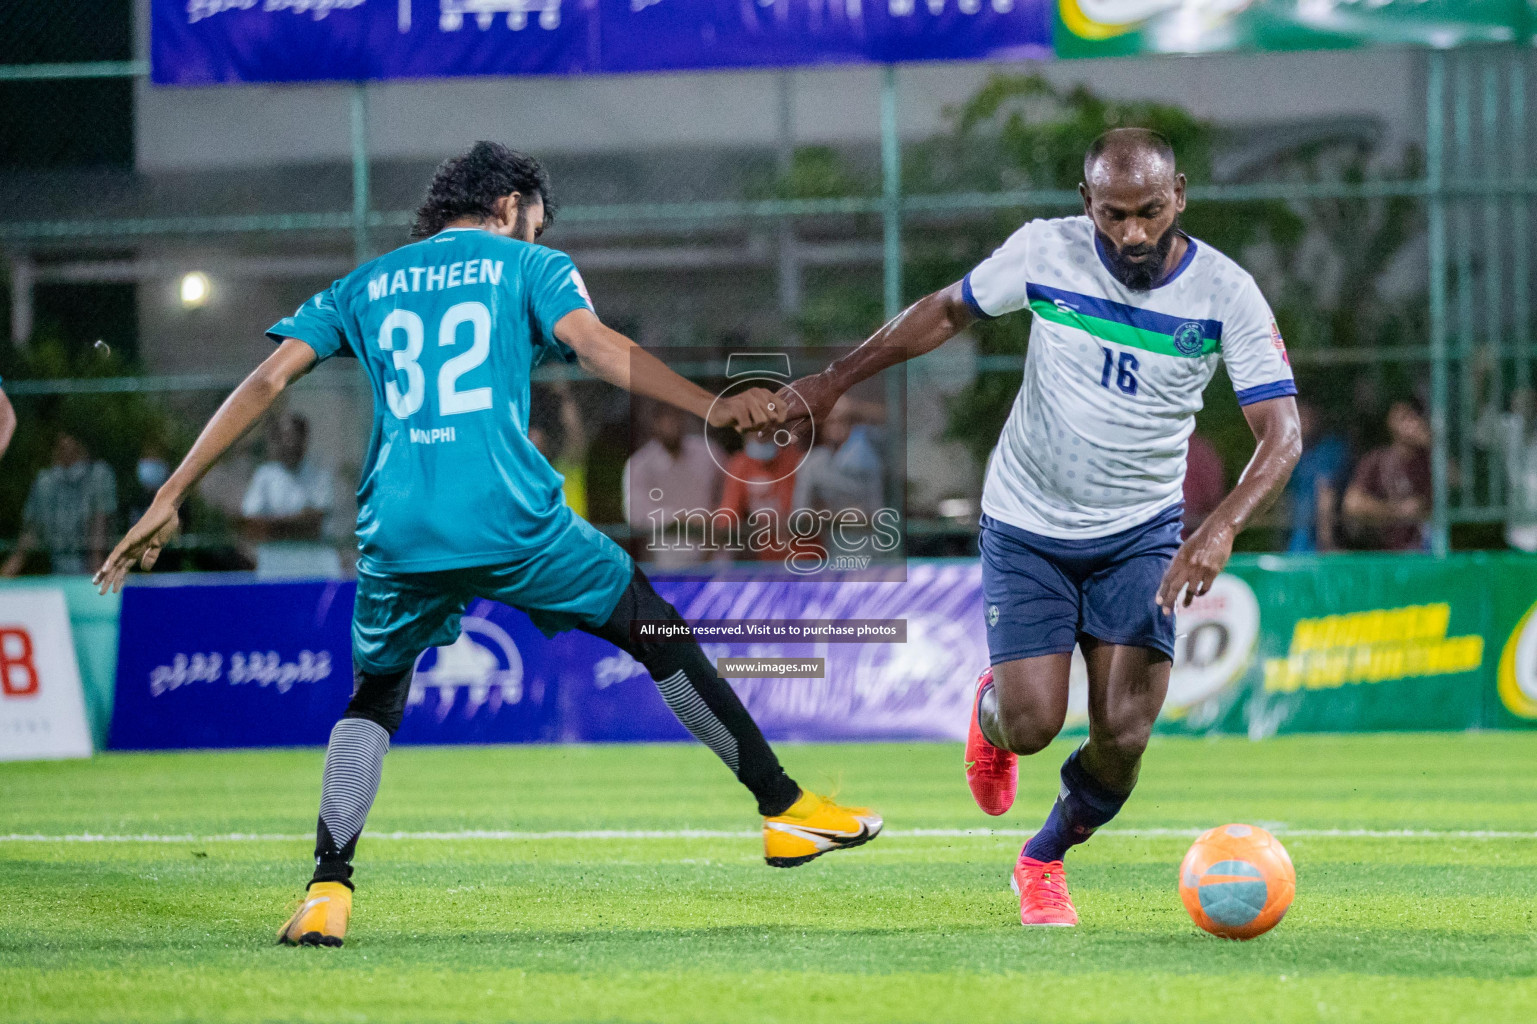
[1096,216,1181,291]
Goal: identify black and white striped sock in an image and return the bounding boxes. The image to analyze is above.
[582,569,801,817]
[655,668,740,773]
[310,717,389,887]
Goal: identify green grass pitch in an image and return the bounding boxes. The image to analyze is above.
[3,734,1535,1023]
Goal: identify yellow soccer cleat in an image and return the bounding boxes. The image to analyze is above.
[763,790,883,868]
[276,881,352,947]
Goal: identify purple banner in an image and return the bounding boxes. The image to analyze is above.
[108,567,981,748]
[151,1,1051,86]
[108,564,1270,749]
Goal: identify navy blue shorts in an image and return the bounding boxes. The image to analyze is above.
[979,503,1184,663]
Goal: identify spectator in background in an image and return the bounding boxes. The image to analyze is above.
[1286,397,1350,552]
[1343,397,1433,551]
[239,413,341,578]
[792,396,884,554]
[2,432,116,576]
[528,378,590,518]
[0,377,14,461]
[124,441,185,573]
[1474,386,1537,553]
[624,403,720,567]
[1181,432,1226,538]
[719,433,800,562]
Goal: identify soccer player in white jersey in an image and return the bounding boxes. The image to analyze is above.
[776,129,1301,926]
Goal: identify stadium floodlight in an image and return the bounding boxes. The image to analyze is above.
[180,272,211,309]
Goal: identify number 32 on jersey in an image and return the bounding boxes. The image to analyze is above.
[1099,346,1140,397]
[377,301,493,419]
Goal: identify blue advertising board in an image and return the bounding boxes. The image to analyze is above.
[108,566,982,749]
[152,0,1052,85]
[110,581,569,749]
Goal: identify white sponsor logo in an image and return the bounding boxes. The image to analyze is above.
[410,615,524,719]
[186,0,365,25]
[147,650,334,696]
[438,0,562,31]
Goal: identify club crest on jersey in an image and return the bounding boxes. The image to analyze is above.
[1173,322,1205,355]
[987,604,1000,628]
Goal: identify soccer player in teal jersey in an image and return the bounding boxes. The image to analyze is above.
[97,143,882,947]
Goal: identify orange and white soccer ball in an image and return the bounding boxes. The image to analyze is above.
[1178,824,1295,940]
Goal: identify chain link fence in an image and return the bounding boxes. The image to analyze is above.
[3,8,1536,569]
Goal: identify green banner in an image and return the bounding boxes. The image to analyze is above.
[1053,1,1527,59]
[1146,553,1537,736]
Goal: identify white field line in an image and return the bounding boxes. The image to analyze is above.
[2,827,1535,844]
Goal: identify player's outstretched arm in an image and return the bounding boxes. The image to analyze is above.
[774,281,975,439]
[0,386,15,461]
[1157,396,1302,612]
[94,339,319,594]
[554,308,781,432]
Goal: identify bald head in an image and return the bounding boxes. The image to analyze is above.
[1083,128,1177,187]
[1079,128,1187,290]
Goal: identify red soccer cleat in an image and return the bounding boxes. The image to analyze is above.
[1012,855,1079,927]
[964,667,1017,816]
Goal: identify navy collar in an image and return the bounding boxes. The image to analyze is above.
[1094,231,1198,290]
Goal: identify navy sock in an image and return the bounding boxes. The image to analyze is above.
[1022,747,1129,863]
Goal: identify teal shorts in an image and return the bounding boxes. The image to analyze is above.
[352,514,633,674]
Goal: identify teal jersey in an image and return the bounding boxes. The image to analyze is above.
[267,228,598,574]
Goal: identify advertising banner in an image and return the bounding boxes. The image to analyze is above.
[0,589,94,761]
[110,580,564,748]
[107,555,1537,749]
[1052,1,1525,60]
[151,0,1052,86]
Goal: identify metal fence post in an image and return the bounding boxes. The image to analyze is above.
[351,83,371,263]
[879,65,905,526]
[1427,50,1451,556]
[880,65,902,322]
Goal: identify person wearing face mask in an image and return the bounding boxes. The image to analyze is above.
[2,431,118,576]
[718,429,801,562]
[135,445,172,507]
[790,396,885,557]
[125,443,186,573]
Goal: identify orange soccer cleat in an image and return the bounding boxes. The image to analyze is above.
[965,667,1017,816]
[1012,855,1079,927]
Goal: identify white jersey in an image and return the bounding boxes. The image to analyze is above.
[966,215,1295,539]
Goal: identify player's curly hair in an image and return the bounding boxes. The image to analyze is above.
[411,141,555,238]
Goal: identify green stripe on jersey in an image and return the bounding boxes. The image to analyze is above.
[1029,299,1220,358]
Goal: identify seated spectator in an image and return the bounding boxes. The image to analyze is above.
[1343,398,1432,551]
[623,404,720,568]
[1181,432,1226,539]
[1475,386,1537,553]
[1286,398,1350,552]
[2,432,117,576]
[791,397,884,554]
[528,378,590,518]
[718,435,800,562]
[239,414,342,578]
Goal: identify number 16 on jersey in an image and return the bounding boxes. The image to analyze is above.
[1100,347,1139,396]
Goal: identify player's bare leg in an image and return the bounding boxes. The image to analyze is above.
[975,653,1072,757]
[966,656,1071,815]
[975,645,1167,926]
[1078,638,1170,795]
